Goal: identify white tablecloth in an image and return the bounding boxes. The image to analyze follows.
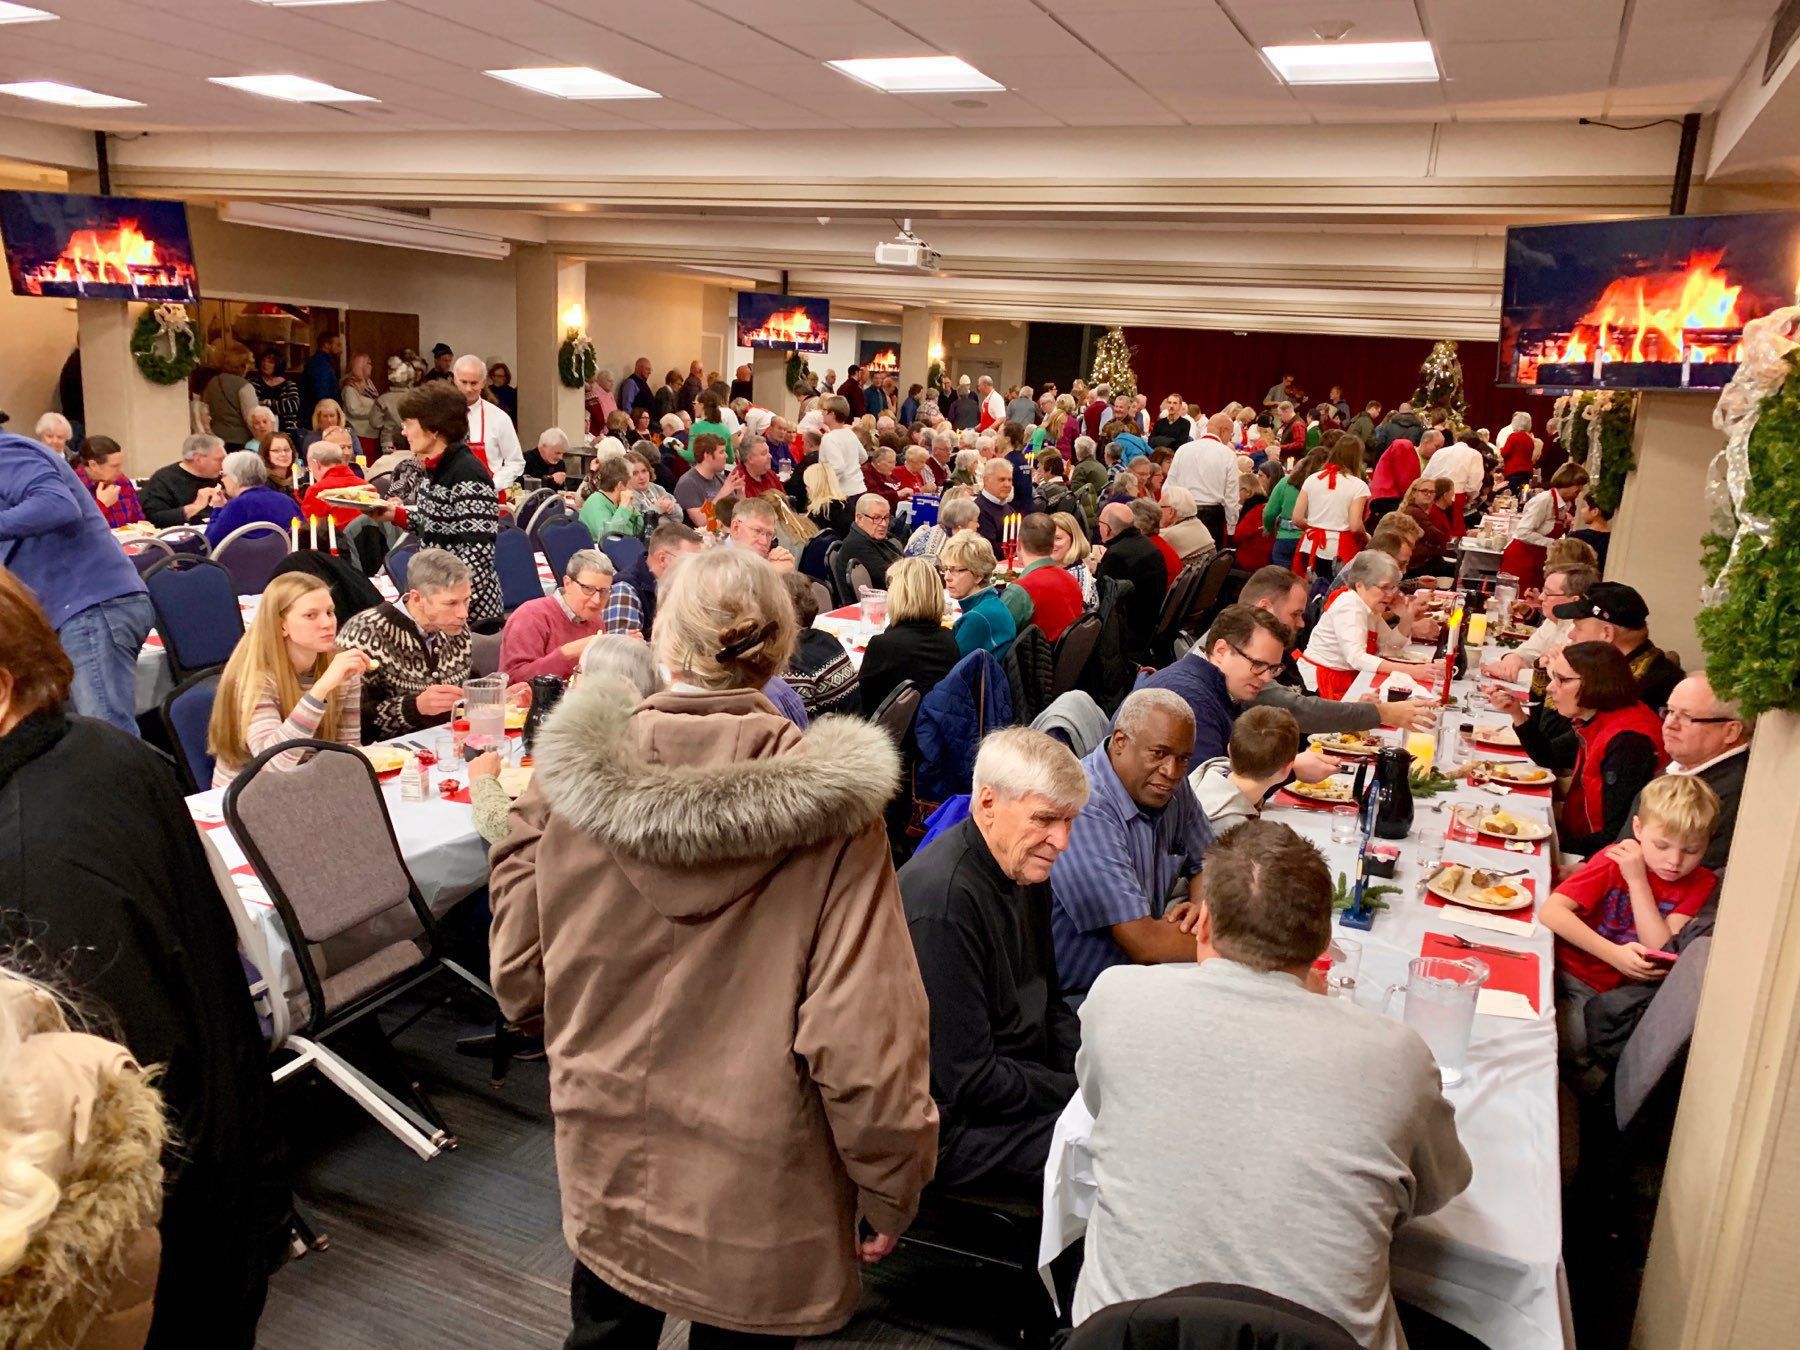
[188,734,493,1021]
[1039,690,1574,1350]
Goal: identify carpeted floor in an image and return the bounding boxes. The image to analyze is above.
[255,991,1026,1350]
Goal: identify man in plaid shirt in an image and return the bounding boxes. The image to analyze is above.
[72,437,147,528]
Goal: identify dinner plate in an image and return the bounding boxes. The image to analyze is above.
[1475,812,1552,842]
[1476,760,1552,785]
[1307,732,1382,759]
[505,704,528,731]
[1424,864,1533,912]
[359,745,409,777]
[1279,776,1357,808]
[1473,723,1522,748]
[318,491,388,513]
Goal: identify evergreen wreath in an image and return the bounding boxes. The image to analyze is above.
[130,303,200,385]
[558,329,597,388]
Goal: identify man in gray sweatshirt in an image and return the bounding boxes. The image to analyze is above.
[1238,565,1437,737]
[1071,820,1472,1347]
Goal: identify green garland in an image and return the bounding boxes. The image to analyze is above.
[558,332,596,388]
[129,305,199,385]
[786,352,811,393]
[1588,394,1638,516]
[1697,350,1800,718]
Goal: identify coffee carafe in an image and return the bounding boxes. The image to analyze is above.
[1369,745,1415,840]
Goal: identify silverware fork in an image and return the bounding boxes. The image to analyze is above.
[1446,933,1531,959]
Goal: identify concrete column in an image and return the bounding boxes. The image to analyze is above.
[77,300,190,478]
[750,347,793,418]
[513,246,587,447]
[1637,712,1800,1346]
[900,306,942,396]
[1605,393,1719,668]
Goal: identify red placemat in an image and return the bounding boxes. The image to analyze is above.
[1424,875,1537,924]
[1446,807,1546,856]
[1421,931,1540,1013]
[1275,787,1356,811]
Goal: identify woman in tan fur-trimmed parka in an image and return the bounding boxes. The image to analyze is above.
[490,546,938,1347]
[0,973,167,1350]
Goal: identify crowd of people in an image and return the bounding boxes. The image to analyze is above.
[0,345,1745,1350]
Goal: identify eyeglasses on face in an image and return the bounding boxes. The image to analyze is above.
[565,575,609,598]
[1225,642,1282,678]
[1662,708,1736,728]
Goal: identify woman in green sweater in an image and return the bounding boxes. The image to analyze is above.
[1265,445,1325,570]
[689,391,735,464]
[578,457,643,540]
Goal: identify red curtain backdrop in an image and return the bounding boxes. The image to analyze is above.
[1120,327,1529,436]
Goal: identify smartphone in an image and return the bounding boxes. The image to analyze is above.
[1643,948,1678,964]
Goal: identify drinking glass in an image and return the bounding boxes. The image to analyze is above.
[1329,806,1359,846]
[857,586,889,628]
[1415,851,1443,899]
[1383,956,1489,1086]
[1324,936,1362,1000]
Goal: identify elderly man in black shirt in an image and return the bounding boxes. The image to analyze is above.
[1094,501,1169,666]
[836,492,904,592]
[899,727,1088,1193]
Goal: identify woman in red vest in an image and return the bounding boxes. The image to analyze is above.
[1491,640,1665,858]
[1498,463,1589,594]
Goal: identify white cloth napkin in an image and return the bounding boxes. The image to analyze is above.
[1478,989,1541,1021]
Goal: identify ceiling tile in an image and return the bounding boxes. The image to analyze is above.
[1229,0,1424,48]
[1427,0,1625,45]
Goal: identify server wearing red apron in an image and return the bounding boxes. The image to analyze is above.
[1497,464,1590,594]
[1297,553,1438,699]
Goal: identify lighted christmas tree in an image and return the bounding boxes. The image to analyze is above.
[1090,325,1138,398]
[1413,339,1467,427]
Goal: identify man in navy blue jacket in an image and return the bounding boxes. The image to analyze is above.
[1139,604,1290,765]
[0,430,154,734]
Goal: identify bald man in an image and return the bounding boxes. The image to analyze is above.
[1095,501,1169,665]
[453,354,525,489]
[1167,411,1240,542]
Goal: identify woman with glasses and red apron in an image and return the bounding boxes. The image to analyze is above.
[1497,463,1591,594]
[1298,551,1442,700]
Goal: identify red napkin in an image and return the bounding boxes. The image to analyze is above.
[194,817,226,831]
[1421,931,1540,1013]
[1275,787,1352,811]
[144,634,164,650]
[230,863,256,877]
[1424,874,1537,925]
[446,785,473,804]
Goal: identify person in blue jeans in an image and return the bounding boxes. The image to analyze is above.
[0,430,154,735]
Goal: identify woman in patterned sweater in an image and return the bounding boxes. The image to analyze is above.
[373,380,504,627]
[207,574,366,788]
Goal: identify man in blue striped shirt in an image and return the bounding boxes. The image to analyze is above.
[1051,688,1215,998]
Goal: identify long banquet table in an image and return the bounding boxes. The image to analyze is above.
[1040,673,1575,1350]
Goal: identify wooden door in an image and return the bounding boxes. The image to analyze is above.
[345,309,421,391]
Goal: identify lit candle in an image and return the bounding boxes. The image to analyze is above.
[327,515,338,554]
[290,517,300,551]
[309,516,318,550]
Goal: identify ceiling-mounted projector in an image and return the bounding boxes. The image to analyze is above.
[876,219,942,273]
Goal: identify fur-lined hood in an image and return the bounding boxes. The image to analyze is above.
[532,677,900,918]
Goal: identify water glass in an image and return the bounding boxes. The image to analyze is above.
[1383,956,1489,1086]
[1415,851,1442,898]
[1324,936,1362,1000]
[857,586,889,628]
[1329,806,1359,846]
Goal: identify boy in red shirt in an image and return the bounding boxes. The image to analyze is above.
[1542,773,1721,1067]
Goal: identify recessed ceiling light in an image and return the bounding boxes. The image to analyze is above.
[0,80,143,108]
[826,56,1003,94]
[484,67,659,100]
[1263,40,1438,85]
[208,74,376,103]
[0,3,56,24]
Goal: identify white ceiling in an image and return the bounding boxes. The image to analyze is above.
[0,0,1782,134]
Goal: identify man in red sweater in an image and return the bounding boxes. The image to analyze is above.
[300,440,369,529]
[498,548,639,680]
[1013,513,1085,642]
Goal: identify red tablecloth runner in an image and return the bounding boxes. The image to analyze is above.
[1421,931,1541,1013]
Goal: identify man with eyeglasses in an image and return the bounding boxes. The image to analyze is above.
[837,491,902,592]
[1483,562,1599,685]
[1051,689,1214,1001]
[498,547,642,681]
[1140,604,1344,774]
[724,495,795,572]
[1615,673,1751,872]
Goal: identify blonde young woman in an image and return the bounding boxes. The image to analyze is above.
[305,398,349,452]
[804,460,851,537]
[1050,510,1098,606]
[207,575,367,789]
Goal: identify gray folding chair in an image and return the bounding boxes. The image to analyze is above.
[469,629,503,677]
[223,738,496,1159]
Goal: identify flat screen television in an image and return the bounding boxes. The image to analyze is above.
[1497,210,1800,391]
[737,292,829,353]
[859,338,900,373]
[0,190,199,303]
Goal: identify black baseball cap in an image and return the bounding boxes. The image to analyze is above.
[1553,581,1648,628]
[431,342,454,357]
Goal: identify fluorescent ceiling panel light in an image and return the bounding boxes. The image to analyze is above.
[1263,40,1439,85]
[0,80,143,108]
[208,74,375,103]
[484,67,659,100]
[0,3,57,24]
[826,56,1003,94]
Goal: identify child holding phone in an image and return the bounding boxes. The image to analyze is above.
[1541,774,1721,1068]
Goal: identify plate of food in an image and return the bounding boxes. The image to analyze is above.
[504,704,529,732]
[1475,808,1553,842]
[359,745,409,777]
[1281,776,1357,807]
[1425,863,1534,912]
[1472,722,1522,749]
[318,486,388,512]
[1308,731,1382,759]
[1474,760,1551,786]
[112,521,158,538]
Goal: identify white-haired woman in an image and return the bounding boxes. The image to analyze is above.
[1500,410,1539,493]
[1299,549,1439,699]
[524,426,573,488]
[203,448,302,548]
[489,546,937,1347]
[32,412,73,461]
[903,491,979,562]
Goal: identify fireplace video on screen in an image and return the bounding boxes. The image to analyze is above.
[737,293,829,353]
[1,190,199,303]
[859,339,900,374]
[1498,210,1800,392]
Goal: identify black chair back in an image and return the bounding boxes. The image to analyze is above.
[1064,1281,1358,1350]
[1049,612,1101,700]
[870,680,920,748]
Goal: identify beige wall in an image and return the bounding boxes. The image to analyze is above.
[0,287,77,437]
[184,205,518,370]
[584,266,710,390]
[942,318,1027,395]
[1605,394,1718,669]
